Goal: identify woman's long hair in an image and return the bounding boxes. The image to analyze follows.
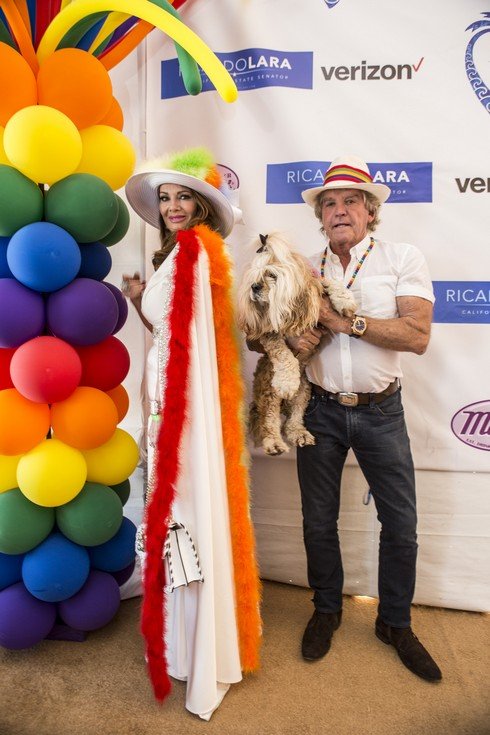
[152,189,223,269]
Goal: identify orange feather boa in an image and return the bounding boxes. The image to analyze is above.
[195,224,262,672]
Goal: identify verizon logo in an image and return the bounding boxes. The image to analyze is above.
[455,177,490,193]
[321,57,424,81]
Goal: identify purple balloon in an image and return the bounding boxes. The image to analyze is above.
[110,559,135,586]
[46,278,118,346]
[58,570,120,631]
[102,282,128,334]
[0,582,56,649]
[0,279,45,348]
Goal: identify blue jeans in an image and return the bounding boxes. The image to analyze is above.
[297,388,417,628]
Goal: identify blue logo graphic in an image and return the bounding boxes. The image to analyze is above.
[465,13,490,113]
[433,282,490,324]
[266,161,432,204]
[324,0,341,7]
[162,49,313,99]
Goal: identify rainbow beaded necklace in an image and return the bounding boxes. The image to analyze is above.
[320,236,375,289]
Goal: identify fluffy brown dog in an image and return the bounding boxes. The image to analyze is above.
[237,233,356,455]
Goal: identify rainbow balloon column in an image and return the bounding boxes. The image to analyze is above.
[0,44,140,649]
[0,0,237,650]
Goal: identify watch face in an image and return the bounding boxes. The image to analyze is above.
[352,316,367,335]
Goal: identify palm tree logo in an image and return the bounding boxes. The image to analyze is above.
[465,12,490,113]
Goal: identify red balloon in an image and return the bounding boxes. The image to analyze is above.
[10,336,82,403]
[0,347,15,389]
[76,336,130,391]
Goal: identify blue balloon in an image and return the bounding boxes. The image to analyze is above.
[0,237,13,278]
[88,517,137,572]
[0,552,23,591]
[7,222,81,293]
[22,532,90,602]
[78,243,112,281]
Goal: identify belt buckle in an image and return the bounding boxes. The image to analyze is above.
[337,392,358,407]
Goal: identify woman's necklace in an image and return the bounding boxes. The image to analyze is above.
[320,236,375,290]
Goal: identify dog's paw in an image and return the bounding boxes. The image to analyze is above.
[285,427,316,447]
[324,281,357,317]
[262,437,289,455]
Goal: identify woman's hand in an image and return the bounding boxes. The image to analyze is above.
[121,272,146,304]
[148,413,161,448]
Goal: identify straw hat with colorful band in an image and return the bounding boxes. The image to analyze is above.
[125,147,235,238]
[301,154,391,207]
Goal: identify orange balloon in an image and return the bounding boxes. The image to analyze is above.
[51,386,118,450]
[0,43,37,126]
[106,384,129,422]
[98,97,124,131]
[37,48,113,129]
[0,388,49,455]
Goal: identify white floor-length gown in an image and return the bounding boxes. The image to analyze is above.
[140,242,242,720]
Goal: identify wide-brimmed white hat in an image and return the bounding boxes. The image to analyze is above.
[125,147,235,238]
[301,154,391,207]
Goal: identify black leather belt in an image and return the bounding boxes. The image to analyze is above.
[310,379,400,407]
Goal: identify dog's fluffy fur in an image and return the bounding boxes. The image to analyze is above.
[237,233,356,455]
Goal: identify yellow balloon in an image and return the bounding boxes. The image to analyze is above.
[3,105,82,185]
[82,428,139,486]
[75,125,135,191]
[37,0,237,103]
[0,127,9,165]
[17,439,87,508]
[0,453,22,493]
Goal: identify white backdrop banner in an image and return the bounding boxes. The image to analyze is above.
[113,0,490,610]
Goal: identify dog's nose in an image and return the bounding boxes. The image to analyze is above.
[251,283,262,293]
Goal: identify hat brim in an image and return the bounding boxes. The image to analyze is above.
[125,170,235,238]
[301,181,391,207]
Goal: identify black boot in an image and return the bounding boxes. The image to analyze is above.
[375,616,442,682]
[301,609,342,661]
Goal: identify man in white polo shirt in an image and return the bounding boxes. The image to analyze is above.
[291,154,441,682]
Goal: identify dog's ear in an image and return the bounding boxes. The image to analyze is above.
[256,233,268,253]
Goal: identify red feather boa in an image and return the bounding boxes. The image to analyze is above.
[141,230,199,701]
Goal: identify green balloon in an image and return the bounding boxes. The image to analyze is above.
[0,165,44,237]
[44,174,118,243]
[0,488,55,554]
[56,482,123,547]
[100,194,130,246]
[109,479,131,506]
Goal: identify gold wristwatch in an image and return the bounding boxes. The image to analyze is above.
[350,315,367,338]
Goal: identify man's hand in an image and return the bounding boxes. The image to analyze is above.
[287,327,324,356]
[318,296,351,335]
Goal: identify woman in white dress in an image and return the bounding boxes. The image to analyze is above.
[122,148,261,720]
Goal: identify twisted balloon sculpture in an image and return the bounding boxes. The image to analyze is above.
[0,0,237,101]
